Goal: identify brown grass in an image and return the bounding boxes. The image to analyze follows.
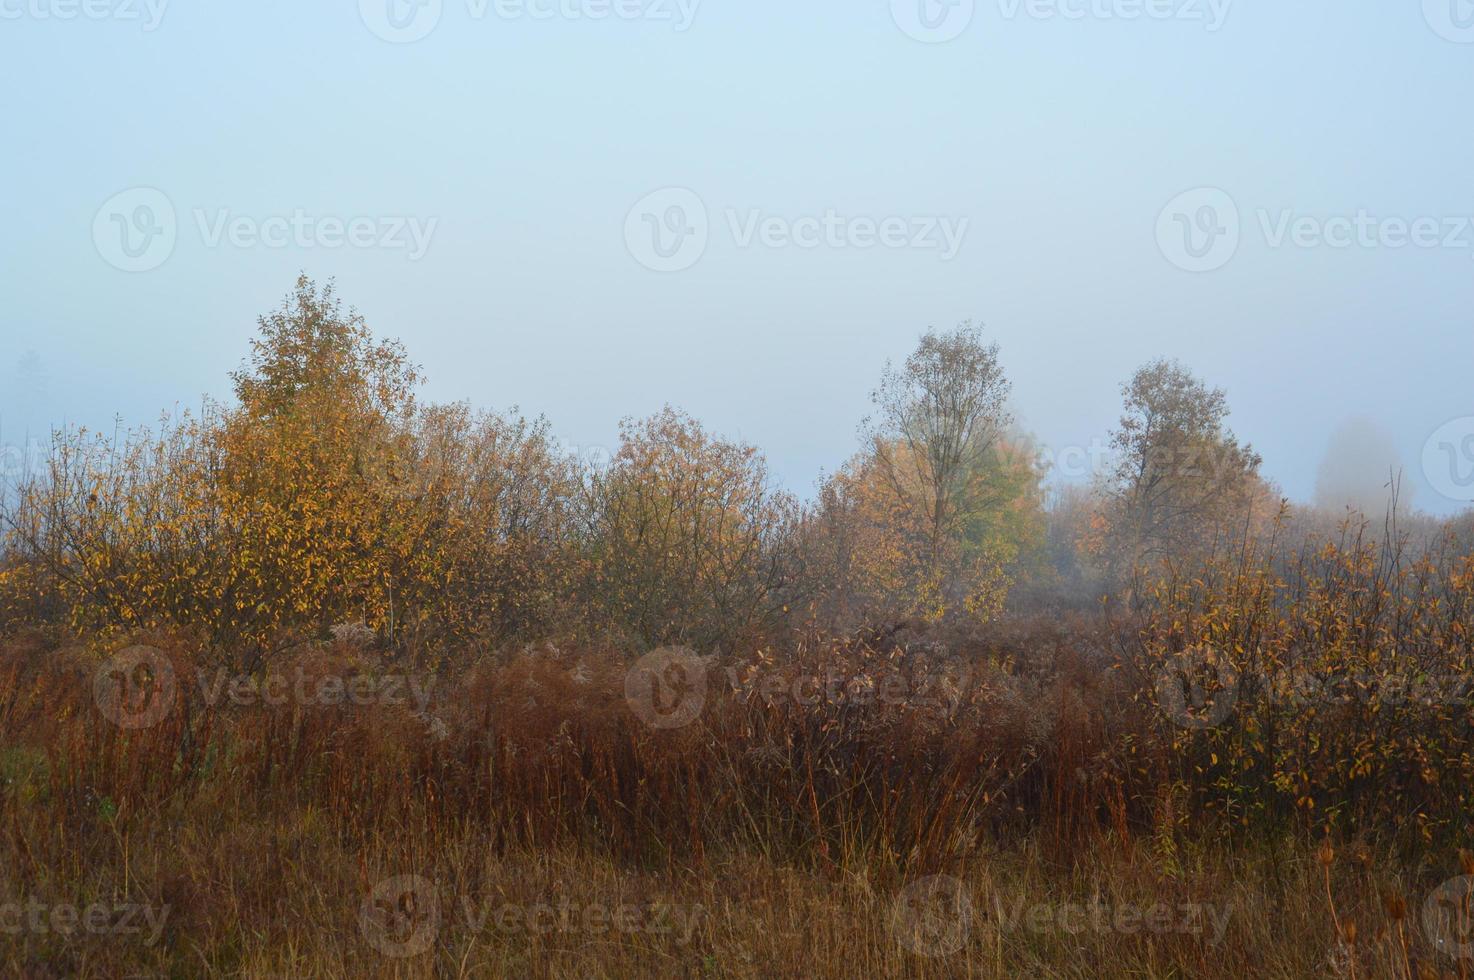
[2,617,1473,978]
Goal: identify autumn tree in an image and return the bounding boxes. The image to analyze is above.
[579,408,798,652]
[1102,358,1264,579]
[863,322,1014,568]
[800,324,1040,631]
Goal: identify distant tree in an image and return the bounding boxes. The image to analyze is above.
[863,322,1014,568]
[1103,359,1263,576]
[1312,416,1408,517]
[797,323,1039,630]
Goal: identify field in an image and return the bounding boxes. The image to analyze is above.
[3,282,1473,977]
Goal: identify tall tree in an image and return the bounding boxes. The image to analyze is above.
[863,322,1014,566]
[1105,359,1262,573]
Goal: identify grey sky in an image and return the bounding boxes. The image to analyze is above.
[2,1,1471,513]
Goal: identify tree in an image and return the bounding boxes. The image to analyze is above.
[799,324,1037,631]
[1103,359,1263,575]
[579,408,798,651]
[863,322,1014,568]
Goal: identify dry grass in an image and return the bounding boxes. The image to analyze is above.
[2,621,1473,978]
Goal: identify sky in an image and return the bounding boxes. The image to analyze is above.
[2,0,1472,514]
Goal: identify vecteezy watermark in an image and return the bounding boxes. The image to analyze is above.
[0,0,167,29]
[889,877,1232,957]
[1157,187,1474,273]
[360,875,440,958]
[1154,646,1239,730]
[1154,648,1474,730]
[1424,875,1474,960]
[1156,187,1240,273]
[456,896,705,944]
[624,187,970,272]
[718,661,974,716]
[891,875,973,956]
[92,187,437,272]
[892,0,1231,42]
[987,894,1232,944]
[549,437,616,474]
[1424,0,1474,43]
[1423,417,1474,503]
[93,187,177,273]
[623,187,708,273]
[359,0,698,43]
[93,645,177,730]
[359,875,705,957]
[0,439,51,486]
[997,0,1232,31]
[624,646,708,729]
[192,667,436,712]
[0,898,170,944]
[891,0,975,43]
[91,646,437,729]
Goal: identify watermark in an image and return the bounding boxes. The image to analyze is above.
[1424,0,1474,43]
[93,187,176,273]
[92,646,437,729]
[1154,649,1474,730]
[1156,187,1240,273]
[1158,187,1474,273]
[0,898,169,944]
[360,875,440,959]
[93,645,177,730]
[0,0,167,29]
[93,187,437,272]
[1424,875,1474,960]
[997,0,1231,31]
[892,0,1230,42]
[719,661,974,715]
[359,0,698,43]
[550,437,616,474]
[891,875,973,956]
[623,187,708,272]
[988,894,1232,943]
[1013,436,1245,483]
[0,439,51,485]
[624,187,969,272]
[890,877,1232,957]
[1423,417,1474,503]
[624,646,707,729]
[359,875,705,957]
[1154,646,1238,730]
[891,0,975,43]
[457,895,704,943]
[193,666,436,712]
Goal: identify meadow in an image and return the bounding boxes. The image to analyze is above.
[2,278,1473,978]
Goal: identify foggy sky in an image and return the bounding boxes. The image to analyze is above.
[2,1,1471,515]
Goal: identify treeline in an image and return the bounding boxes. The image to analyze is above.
[0,276,1459,662]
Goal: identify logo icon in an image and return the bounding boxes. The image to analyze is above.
[1156,187,1240,273]
[890,875,972,957]
[1425,0,1474,43]
[93,645,177,730]
[360,875,439,958]
[360,0,443,43]
[1424,876,1474,960]
[1424,418,1474,503]
[624,188,708,272]
[1154,645,1238,730]
[891,0,975,43]
[93,187,176,272]
[625,646,707,729]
